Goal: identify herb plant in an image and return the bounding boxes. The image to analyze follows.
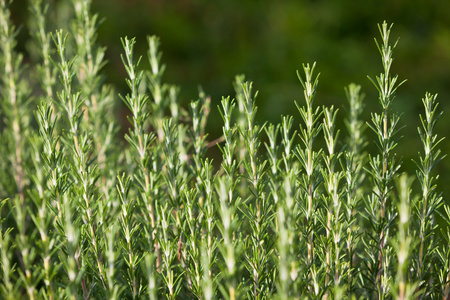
[0,0,448,299]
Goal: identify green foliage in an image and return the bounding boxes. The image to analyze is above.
[0,1,448,299]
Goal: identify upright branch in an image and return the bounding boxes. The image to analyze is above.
[182,93,213,298]
[238,82,274,299]
[0,0,29,203]
[295,62,322,294]
[413,93,445,297]
[217,95,242,299]
[343,83,366,295]
[275,115,300,297]
[1,1,34,298]
[53,29,104,296]
[366,21,405,298]
[119,39,160,295]
[120,36,156,233]
[321,106,344,296]
[71,0,117,198]
[33,103,62,300]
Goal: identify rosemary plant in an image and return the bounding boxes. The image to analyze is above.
[0,1,449,299]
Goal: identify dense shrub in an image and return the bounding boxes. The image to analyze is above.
[0,0,448,299]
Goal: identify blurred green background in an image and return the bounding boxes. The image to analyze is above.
[11,0,450,194]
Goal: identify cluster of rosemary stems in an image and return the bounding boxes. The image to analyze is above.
[0,0,448,299]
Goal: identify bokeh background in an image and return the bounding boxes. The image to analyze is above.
[11,0,450,195]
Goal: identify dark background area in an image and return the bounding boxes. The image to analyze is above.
[10,0,450,196]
